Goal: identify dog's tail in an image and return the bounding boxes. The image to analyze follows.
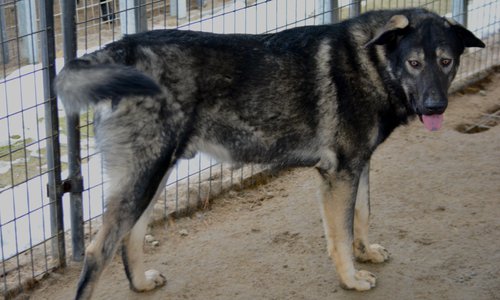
[55,58,161,116]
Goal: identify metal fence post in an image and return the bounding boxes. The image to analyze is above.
[170,0,187,19]
[316,0,339,24]
[16,0,38,64]
[119,0,148,34]
[349,0,361,18]
[452,0,468,27]
[38,0,66,268]
[60,0,85,262]
[0,0,9,64]
[330,0,339,24]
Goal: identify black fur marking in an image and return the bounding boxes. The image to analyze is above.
[75,254,99,299]
[121,242,141,292]
[86,65,161,106]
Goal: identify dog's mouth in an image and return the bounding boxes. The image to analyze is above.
[412,96,446,132]
[418,114,444,131]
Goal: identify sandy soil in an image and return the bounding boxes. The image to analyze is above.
[23,70,500,300]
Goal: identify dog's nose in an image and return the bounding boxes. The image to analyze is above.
[423,98,447,115]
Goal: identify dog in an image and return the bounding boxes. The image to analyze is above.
[55,8,485,299]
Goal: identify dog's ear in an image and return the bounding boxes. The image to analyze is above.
[444,17,486,48]
[364,15,409,48]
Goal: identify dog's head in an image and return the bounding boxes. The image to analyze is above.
[365,10,485,131]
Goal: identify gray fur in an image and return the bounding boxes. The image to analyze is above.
[55,8,484,299]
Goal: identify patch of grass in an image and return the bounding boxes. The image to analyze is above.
[0,140,68,188]
[0,110,95,188]
[0,139,34,160]
[58,111,95,139]
[80,110,95,139]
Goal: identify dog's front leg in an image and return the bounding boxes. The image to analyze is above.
[317,168,376,291]
[353,162,390,263]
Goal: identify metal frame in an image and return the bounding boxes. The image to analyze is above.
[39,0,66,269]
[60,0,85,263]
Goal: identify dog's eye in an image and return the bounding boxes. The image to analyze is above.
[408,60,421,68]
[440,58,452,67]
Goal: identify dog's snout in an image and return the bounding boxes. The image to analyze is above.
[423,99,447,114]
[422,89,447,115]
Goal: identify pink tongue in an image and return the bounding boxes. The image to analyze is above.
[422,114,444,131]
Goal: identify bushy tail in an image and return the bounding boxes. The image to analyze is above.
[55,59,161,115]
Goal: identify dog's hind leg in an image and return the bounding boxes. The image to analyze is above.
[75,206,124,300]
[353,163,390,263]
[75,161,172,299]
[120,170,172,292]
[317,167,376,291]
[75,95,181,299]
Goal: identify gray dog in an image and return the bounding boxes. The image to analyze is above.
[56,8,484,299]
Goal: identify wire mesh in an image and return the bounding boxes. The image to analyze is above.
[0,0,499,297]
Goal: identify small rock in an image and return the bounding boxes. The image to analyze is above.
[435,206,446,212]
[414,237,434,246]
[145,234,155,243]
[151,241,160,247]
[479,90,487,96]
[179,229,189,236]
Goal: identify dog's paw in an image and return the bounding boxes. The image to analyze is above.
[340,270,376,291]
[145,269,167,289]
[355,243,390,263]
[133,269,167,292]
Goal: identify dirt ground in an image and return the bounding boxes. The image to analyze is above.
[23,70,500,300]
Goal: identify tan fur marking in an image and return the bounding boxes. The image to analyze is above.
[365,14,409,48]
[124,206,166,291]
[387,15,409,30]
[444,17,458,26]
[317,176,375,291]
[353,166,370,251]
[315,39,338,151]
[436,47,453,59]
[353,165,389,263]
[122,170,171,290]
